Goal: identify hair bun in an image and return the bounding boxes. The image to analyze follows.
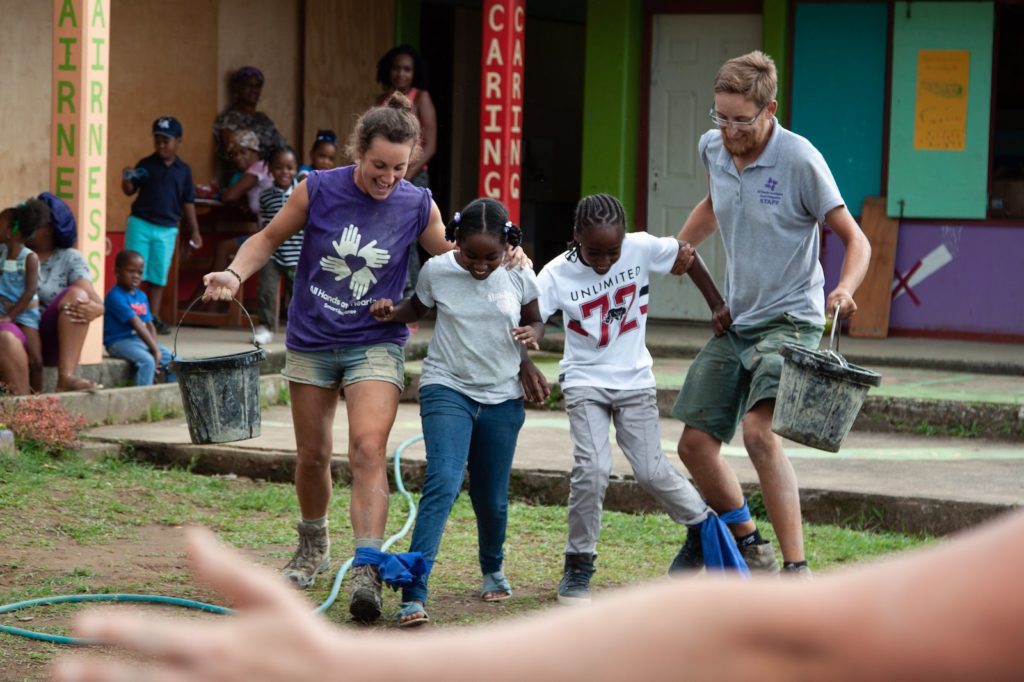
[384,91,414,112]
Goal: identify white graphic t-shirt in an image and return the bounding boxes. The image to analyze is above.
[537,232,678,390]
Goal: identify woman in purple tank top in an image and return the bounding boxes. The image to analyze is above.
[201,93,526,624]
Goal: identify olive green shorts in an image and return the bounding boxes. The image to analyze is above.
[670,314,824,443]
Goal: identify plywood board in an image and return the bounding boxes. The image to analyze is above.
[0,2,52,201]
[108,0,220,233]
[849,196,899,338]
[304,0,395,164]
[218,0,302,152]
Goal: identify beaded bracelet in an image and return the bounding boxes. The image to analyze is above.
[224,267,243,284]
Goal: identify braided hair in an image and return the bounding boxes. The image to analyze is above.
[445,198,523,248]
[566,193,627,261]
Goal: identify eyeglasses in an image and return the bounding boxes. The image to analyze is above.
[708,103,768,129]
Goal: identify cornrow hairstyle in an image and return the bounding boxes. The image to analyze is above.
[346,92,421,161]
[566,193,627,262]
[7,199,50,241]
[445,198,522,248]
[115,249,144,269]
[310,129,337,153]
[267,144,297,166]
[376,45,430,90]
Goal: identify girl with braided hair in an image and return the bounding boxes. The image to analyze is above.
[537,193,737,605]
[370,197,549,627]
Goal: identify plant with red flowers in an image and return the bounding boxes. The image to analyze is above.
[0,396,86,455]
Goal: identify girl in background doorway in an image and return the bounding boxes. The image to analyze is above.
[376,45,437,300]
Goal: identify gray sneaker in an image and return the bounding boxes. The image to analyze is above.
[557,553,596,605]
[348,564,383,623]
[282,521,330,589]
[740,541,780,574]
[783,563,814,580]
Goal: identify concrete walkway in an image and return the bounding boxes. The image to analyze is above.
[19,320,1022,535]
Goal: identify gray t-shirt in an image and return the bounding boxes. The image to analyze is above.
[700,119,844,327]
[416,251,539,404]
[37,248,92,308]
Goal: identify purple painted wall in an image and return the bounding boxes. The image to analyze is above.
[820,222,1024,337]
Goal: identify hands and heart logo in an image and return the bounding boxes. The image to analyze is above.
[319,224,391,300]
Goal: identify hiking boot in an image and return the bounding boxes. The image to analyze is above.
[668,526,704,575]
[783,563,813,580]
[348,564,383,623]
[282,521,330,589]
[557,553,596,605]
[740,541,780,574]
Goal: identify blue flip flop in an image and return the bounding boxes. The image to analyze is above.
[481,571,512,602]
[396,601,430,628]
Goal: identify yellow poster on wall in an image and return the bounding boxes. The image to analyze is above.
[914,49,970,151]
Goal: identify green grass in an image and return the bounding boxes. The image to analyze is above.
[0,445,931,661]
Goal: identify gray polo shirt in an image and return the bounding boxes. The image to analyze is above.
[700,119,844,327]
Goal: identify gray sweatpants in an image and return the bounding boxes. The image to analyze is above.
[564,386,709,555]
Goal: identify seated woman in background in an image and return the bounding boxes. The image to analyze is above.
[25,193,105,392]
[212,66,287,184]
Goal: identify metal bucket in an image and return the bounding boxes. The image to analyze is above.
[169,298,267,444]
[771,308,882,452]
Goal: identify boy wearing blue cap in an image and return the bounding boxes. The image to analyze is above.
[121,116,203,335]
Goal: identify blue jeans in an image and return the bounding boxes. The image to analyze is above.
[402,383,525,605]
[106,336,177,386]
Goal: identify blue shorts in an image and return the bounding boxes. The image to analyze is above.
[125,215,178,286]
[282,343,406,392]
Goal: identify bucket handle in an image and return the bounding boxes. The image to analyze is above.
[823,302,848,368]
[173,296,261,358]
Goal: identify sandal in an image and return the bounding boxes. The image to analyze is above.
[396,601,429,628]
[481,571,512,602]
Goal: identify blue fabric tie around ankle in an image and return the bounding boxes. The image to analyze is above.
[700,502,751,577]
[352,547,431,589]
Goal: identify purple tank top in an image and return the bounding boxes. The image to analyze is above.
[286,165,431,351]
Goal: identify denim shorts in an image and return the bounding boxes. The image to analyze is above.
[282,343,405,392]
[670,314,824,443]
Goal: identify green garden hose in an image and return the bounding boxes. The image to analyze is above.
[0,435,423,645]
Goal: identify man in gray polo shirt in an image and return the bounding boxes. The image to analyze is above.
[668,51,870,577]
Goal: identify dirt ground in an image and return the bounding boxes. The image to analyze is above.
[1,523,540,681]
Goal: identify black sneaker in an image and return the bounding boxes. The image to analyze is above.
[557,553,595,605]
[153,318,171,335]
[668,525,704,574]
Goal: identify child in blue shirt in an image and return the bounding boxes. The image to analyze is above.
[121,116,202,335]
[104,250,177,386]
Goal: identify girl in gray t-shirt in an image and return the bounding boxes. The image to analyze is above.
[369,198,548,627]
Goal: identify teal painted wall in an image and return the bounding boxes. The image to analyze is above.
[580,0,642,225]
[762,0,788,123]
[790,3,888,217]
[887,1,994,218]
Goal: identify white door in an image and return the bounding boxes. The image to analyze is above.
[646,14,761,321]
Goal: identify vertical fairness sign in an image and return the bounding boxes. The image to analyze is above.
[479,0,524,223]
[51,0,110,363]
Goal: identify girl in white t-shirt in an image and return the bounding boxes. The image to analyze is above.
[537,193,738,605]
[370,198,549,627]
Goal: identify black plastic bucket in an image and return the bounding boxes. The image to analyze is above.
[771,309,882,452]
[169,298,267,444]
